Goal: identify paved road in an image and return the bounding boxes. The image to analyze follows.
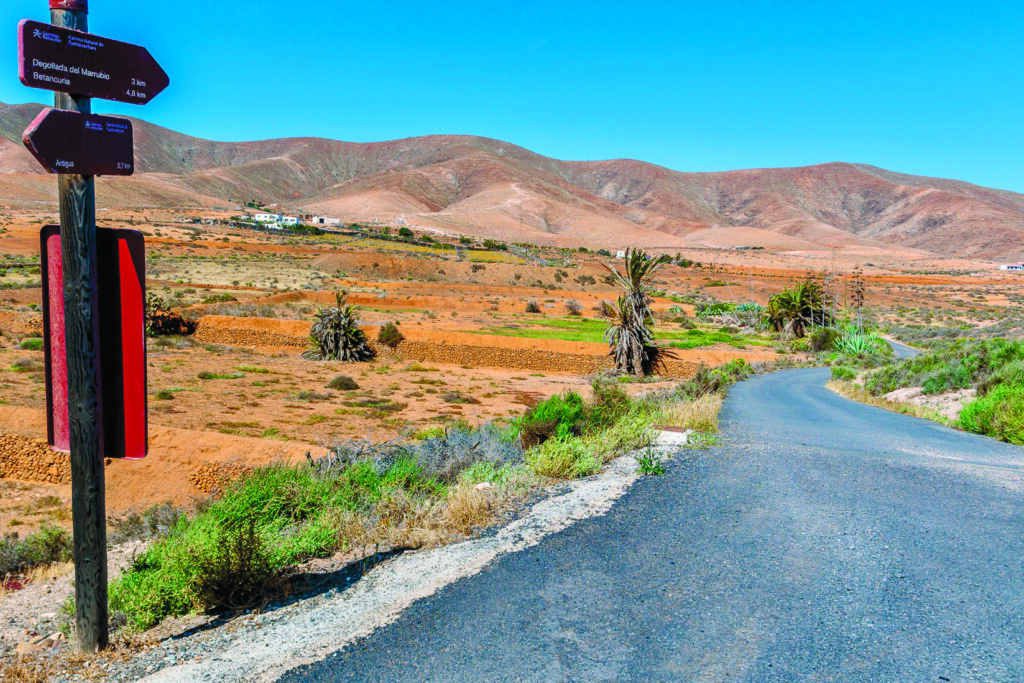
[284,369,1024,681]
[886,338,922,359]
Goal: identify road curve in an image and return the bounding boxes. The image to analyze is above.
[284,368,1024,682]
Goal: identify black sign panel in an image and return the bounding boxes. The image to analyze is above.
[18,19,169,105]
[22,108,134,176]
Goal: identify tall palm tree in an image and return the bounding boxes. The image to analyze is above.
[766,280,832,338]
[603,248,672,376]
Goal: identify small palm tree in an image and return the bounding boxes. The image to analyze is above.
[766,280,832,338]
[602,248,673,376]
[304,292,374,361]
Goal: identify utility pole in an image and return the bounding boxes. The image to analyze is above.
[49,0,108,653]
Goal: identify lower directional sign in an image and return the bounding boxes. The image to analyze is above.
[22,107,134,176]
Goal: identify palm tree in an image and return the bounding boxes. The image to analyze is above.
[304,292,374,361]
[602,248,672,376]
[765,280,832,338]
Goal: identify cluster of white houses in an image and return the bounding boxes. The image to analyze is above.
[249,213,342,230]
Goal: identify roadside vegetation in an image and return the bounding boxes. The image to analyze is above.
[99,360,756,633]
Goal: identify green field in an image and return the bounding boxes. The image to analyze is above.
[466,317,770,349]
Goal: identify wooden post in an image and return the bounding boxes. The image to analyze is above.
[49,0,109,653]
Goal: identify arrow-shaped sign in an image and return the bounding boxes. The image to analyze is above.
[22,108,134,176]
[18,19,168,105]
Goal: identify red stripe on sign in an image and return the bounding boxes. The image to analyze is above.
[44,229,70,452]
[49,0,88,11]
[118,237,147,459]
[41,226,147,459]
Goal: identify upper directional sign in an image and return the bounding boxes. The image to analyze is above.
[18,19,169,105]
[23,108,134,176]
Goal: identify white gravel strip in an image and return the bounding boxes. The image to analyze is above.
[144,453,641,682]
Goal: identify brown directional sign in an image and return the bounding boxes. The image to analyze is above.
[18,19,168,105]
[22,108,134,176]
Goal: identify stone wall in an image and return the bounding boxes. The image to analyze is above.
[0,433,72,485]
[192,316,700,379]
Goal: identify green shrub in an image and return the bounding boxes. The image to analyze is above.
[18,338,43,351]
[377,322,404,349]
[519,392,586,448]
[677,359,752,399]
[326,375,359,391]
[525,300,541,314]
[187,515,279,613]
[588,376,631,429]
[811,327,841,352]
[960,383,1024,444]
[155,389,175,400]
[0,525,73,577]
[831,366,856,381]
[527,436,600,478]
[201,293,237,304]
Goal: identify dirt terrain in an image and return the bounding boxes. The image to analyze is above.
[0,207,1021,539]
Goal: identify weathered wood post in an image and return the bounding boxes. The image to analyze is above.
[48,0,109,653]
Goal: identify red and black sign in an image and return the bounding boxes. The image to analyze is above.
[22,107,134,176]
[41,226,148,460]
[18,19,168,105]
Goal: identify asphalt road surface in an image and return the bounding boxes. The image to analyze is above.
[284,368,1024,681]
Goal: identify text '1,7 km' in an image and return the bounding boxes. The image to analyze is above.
[18,18,168,104]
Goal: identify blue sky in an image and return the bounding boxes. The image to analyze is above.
[3,1,1023,191]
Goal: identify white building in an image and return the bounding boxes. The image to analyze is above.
[309,216,341,226]
[281,216,299,226]
[253,213,279,223]
[999,263,1024,271]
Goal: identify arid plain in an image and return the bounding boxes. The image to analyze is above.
[1,203,1021,533]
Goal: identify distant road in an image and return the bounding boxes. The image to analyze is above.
[886,338,922,359]
[285,368,1024,681]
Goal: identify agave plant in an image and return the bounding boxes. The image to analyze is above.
[304,292,374,362]
[833,329,889,356]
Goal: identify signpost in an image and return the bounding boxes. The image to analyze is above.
[17,0,167,653]
[23,108,134,175]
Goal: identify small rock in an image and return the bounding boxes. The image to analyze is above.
[473,482,493,491]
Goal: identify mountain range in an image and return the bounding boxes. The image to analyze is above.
[2,101,1022,259]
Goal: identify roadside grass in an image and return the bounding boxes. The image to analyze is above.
[826,380,955,427]
[103,362,755,633]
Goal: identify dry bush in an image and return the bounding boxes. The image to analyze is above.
[660,394,723,433]
[442,483,496,536]
[0,655,53,682]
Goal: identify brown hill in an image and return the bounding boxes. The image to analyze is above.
[2,101,1022,258]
